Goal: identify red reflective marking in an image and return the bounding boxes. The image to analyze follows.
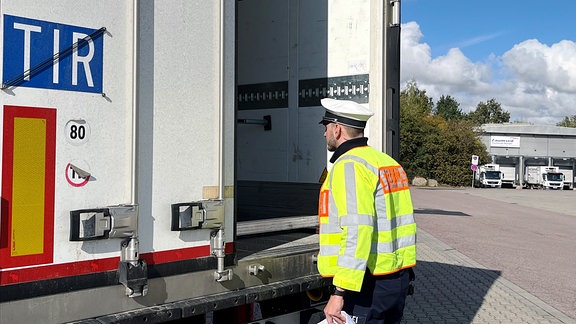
[0,242,234,285]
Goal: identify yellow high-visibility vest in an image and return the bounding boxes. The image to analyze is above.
[317,145,416,292]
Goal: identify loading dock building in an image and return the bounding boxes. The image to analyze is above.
[478,123,576,189]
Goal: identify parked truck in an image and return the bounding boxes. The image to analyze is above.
[499,165,518,188]
[559,168,574,190]
[475,164,503,188]
[0,0,401,323]
[524,166,565,190]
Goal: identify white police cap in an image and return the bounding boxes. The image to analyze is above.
[319,98,374,129]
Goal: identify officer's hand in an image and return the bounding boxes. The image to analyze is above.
[324,295,346,324]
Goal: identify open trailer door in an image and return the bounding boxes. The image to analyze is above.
[235,0,401,229]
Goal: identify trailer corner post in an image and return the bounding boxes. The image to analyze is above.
[114,0,148,298]
[209,0,232,285]
[369,0,401,159]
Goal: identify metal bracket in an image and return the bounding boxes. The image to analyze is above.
[248,264,265,276]
[389,0,401,26]
[119,237,148,297]
[211,228,233,282]
[237,115,272,131]
[69,205,138,241]
[69,205,148,297]
[171,200,225,231]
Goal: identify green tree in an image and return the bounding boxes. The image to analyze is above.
[466,98,510,125]
[401,80,434,116]
[556,115,576,127]
[399,82,491,186]
[434,95,463,120]
[399,81,436,180]
[428,119,490,186]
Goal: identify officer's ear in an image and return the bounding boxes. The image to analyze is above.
[333,123,343,138]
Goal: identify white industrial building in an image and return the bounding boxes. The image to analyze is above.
[478,123,576,189]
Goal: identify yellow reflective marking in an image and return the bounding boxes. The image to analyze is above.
[11,117,46,256]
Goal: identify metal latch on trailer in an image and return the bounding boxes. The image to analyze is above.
[69,205,148,297]
[170,200,224,231]
[171,200,232,282]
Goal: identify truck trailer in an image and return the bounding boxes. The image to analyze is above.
[0,0,401,323]
[559,168,574,190]
[524,166,565,190]
[499,165,517,188]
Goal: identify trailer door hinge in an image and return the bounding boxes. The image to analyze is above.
[70,205,148,297]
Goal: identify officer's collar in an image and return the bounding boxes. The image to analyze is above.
[329,137,369,163]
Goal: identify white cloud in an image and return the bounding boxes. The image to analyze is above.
[503,39,576,93]
[401,22,576,125]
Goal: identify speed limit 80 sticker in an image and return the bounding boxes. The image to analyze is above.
[65,119,90,145]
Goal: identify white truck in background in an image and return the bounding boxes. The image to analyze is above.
[524,166,565,190]
[475,164,503,188]
[499,165,517,188]
[559,168,574,190]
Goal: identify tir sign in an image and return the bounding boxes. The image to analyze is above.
[2,15,104,93]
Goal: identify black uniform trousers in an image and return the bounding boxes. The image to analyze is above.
[342,269,411,324]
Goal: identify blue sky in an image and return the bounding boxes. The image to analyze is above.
[400,0,576,125]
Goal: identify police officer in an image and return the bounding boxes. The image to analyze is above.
[317,98,417,324]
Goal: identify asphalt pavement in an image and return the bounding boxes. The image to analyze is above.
[401,187,576,324]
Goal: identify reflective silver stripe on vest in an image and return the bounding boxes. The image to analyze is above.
[338,254,368,271]
[343,226,359,262]
[342,155,380,174]
[375,176,388,223]
[372,234,416,253]
[321,234,417,256]
[320,244,340,255]
[376,213,415,231]
[343,162,359,214]
[321,169,341,234]
[321,222,342,233]
[342,162,361,261]
[340,213,373,226]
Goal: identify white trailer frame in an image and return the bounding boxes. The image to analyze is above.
[0,1,401,322]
